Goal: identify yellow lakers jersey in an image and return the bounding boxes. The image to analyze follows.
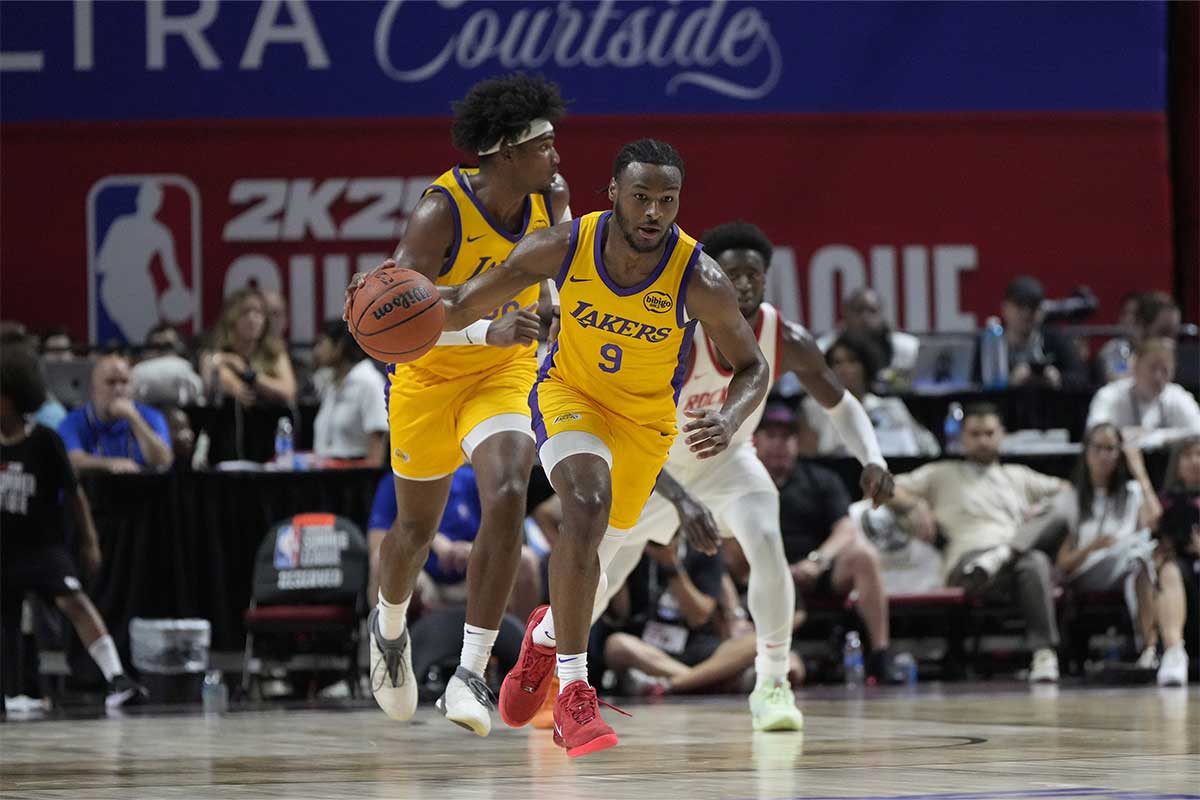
[541,211,701,429]
[398,166,551,380]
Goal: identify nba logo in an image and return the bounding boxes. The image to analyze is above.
[86,175,202,345]
[273,525,301,569]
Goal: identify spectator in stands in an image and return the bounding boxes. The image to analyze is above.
[57,351,172,473]
[312,319,388,464]
[131,323,204,406]
[1094,291,1142,384]
[40,326,76,362]
[804,332,940,457]
[976,276,1088,390]
[365,467,541,619]
[1156,435,1200,685]
[818,287,919,390]
[595,539,757,696]
[1086,337,1200,446]
[889,403,1070,682]
[754,403,897,680]
[1136,291,1183,342]
[164,406,196,471]
[1054,424,1187,684]
[0,346,147,707]
[200,288,297,408]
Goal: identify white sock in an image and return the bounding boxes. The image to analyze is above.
[557,652,588,689]
[460,624,498,676]
[533,609,557,648]
[88,635,123,682]
[376,591,410,639]
[754,640,791,690]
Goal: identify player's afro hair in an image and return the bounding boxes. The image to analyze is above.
[612,138,685,181]
[699,220,773,267]
[451,73,567,155]
[0,345,47,415]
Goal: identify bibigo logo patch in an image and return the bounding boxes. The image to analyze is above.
[643,291,673,314]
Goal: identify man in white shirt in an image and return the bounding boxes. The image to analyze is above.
[1087,337,1200,446]
[888,404,1070,682]
[312,320,388,463]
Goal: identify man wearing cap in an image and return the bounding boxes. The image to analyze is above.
[974,275,1088,389]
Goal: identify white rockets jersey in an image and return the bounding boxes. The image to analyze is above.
[668,302,784,474]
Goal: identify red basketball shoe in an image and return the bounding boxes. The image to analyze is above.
[498,605,556,728]
[552,681,628,758]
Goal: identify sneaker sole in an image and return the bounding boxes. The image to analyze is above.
[435,695,491,737]
[105,689,138,709]
[753,712,804,732]
[566,733,619,758]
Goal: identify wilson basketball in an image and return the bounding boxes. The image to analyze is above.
[349,267,445,363]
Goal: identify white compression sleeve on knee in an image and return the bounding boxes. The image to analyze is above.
[437,319,492,346]
[825,389,887,469]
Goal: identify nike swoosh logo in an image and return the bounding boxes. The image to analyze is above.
[557,656,577,663]
[568,276,591,283]
[466,234,485,242]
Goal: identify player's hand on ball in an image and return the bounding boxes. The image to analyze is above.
[674,493,721,555]
[682,409,735,459]
[486,303,540,347]
[343,258,395,321]
[860,463,895,507]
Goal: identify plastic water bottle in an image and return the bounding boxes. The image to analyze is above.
[943,401,964,455]
[980,316,1009,389]
[273,417,294,469]
[202,670,228,714]
[891,652,919,686]
[843,631,865,687]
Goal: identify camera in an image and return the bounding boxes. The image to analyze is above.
[1041,286,1099,323]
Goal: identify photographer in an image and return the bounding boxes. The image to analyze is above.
[973,276,1089,390]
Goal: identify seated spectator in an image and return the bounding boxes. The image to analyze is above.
[1094,292,1142,384]
[596,538,757,696]
[753,403,898,680]
[974,276,1088,390]
[817,287,919,391]
[0,346,147,707]
[131,323,204,406]
[889,403,1070,682]
[1086,337,1200,446]
[1054,424,1187,684]
[39,326,76,362]
[1156,435,1200,685]
[804,333,940,457]
[365,468,541,620]
[57,351,172,472]
[164,406,196,471]
[199,288,297,407]
[312,320,387,464]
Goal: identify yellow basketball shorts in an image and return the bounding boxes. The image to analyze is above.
[530,377,675,530]
[387,357,537,480]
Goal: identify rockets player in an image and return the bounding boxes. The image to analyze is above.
[590,220,894,731]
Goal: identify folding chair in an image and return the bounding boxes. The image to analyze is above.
[241,513,368,699]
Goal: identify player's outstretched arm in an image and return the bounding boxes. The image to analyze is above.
[779,320,894,504]
[439,224,570,331]
[653,469,721,555]
[682,255,769,459]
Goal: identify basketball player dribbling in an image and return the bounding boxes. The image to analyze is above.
[423,138,777,757]
[346,74,572,736]
[590,220,895,732]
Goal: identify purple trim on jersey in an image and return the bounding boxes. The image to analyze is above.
[555,217,582,289]
[384,363,395,416]
[453,166,531,244]
[671,321,698,406]
[424,185,461,278]
[675,240,704,328]
[593,211,680,297]
[542,189,555,225]
[527,341,560,449]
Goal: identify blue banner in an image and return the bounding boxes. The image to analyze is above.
[1,0,1166,122]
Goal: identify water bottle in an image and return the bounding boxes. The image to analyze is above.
[273,416,294,469]
[943,401,964,455]
[202,669,228,714]
[980,316,1008,389]
[1103,626,1121,664]
[843,631,865,687]
[891,652,918,686]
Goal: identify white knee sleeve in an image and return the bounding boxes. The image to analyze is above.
[727,494,794,647]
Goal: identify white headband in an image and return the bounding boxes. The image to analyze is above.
[478,118,554,156]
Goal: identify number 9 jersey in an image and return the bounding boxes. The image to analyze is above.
[530,210,702,529]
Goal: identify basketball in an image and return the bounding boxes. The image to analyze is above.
[349,267,445,363]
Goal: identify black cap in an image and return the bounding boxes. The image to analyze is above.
[1005,275,1045,309]
[758,403,796,429]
